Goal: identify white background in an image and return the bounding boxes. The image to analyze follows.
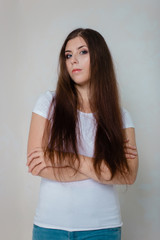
[0,0,160,239]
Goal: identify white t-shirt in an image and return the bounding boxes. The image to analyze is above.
[32,90,134,231]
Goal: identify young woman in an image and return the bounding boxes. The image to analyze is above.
[27,28,138,240]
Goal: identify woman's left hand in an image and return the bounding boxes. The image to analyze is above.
[27,147,52,176]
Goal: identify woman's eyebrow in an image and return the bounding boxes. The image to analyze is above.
[65,45,88,53]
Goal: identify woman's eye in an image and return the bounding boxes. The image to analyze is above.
[65,54,72,59]
[80,50,88,55]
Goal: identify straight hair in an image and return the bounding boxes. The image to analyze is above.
[42,28,130,181]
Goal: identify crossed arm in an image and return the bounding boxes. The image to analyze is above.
[27,113,138,185]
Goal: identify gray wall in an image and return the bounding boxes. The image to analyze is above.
[0,0,159,239]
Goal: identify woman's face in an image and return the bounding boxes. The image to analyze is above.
[65,36,90,88]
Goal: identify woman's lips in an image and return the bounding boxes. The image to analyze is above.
[72,69,82,73]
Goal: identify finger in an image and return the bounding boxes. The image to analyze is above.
[31,163,46,176]
[124,148,138,156]
[124,143,137,150]
[27,153,38,166]
[125,153,136,159]
[27,147,43,157]
[27,151,44,166]
[28,157,42,173]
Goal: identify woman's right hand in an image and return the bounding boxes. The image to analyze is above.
[124,139,138,159]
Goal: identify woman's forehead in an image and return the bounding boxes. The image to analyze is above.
[65,37,87,51]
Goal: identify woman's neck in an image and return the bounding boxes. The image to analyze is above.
[78,103,92,113]
[76,85,92,113]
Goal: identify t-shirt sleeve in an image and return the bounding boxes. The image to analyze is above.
[32,90,54,120]
[122,108,135,129]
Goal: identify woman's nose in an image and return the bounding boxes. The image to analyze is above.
[71,54,79,64]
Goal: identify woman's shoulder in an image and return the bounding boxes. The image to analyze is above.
[36,90,55,103]
[41,90,55,99]
[121,107,135,129]
[32,90,55,120]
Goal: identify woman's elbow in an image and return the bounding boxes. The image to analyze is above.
[127,158,139,185]
[101,169,112,182]
[126,172,138,185]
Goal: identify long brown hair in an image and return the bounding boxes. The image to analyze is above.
[42,28,130,181]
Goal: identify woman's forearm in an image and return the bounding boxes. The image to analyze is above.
[28,128,138,185]
[70,154,138,185]
[51,153,111,184]
[66,128,139,185]
[39,166,90,182]
[38,156,110,184]
[76,155,111,184]
[49,153,137,185]
[36,153,137,185]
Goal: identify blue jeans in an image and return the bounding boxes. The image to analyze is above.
[32,224,121,240]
